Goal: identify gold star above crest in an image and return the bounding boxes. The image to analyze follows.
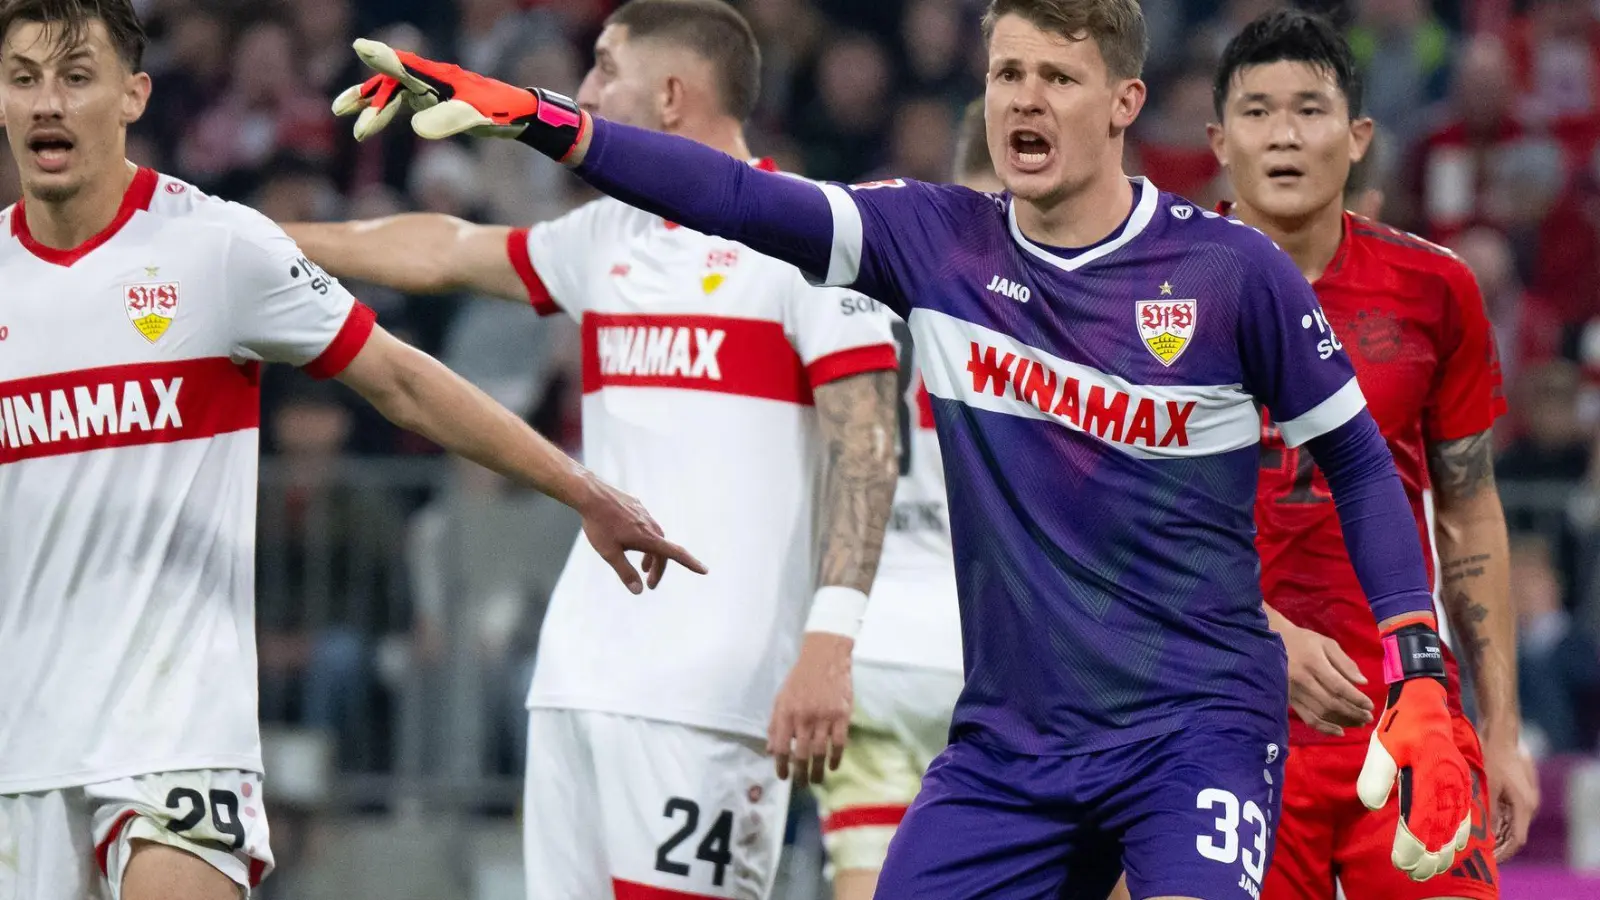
[144,266,160,278]
[1159,280,1173,296]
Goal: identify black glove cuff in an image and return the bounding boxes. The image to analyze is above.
[516,88,586,161]
[1381,624,1448,684]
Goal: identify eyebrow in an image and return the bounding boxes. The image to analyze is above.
[7,46,95,66]
[1239,89,1331,105]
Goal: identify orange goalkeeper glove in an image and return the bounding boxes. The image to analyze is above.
[1355,615,1473,881]
[332,39,587,159]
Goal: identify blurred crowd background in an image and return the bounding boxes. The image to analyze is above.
[6,0,1600,896]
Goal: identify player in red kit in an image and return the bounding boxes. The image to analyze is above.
[1209,11,1539,899]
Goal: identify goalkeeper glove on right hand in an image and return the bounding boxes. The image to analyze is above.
[1355,615,1474,881]
[333,39,588,162]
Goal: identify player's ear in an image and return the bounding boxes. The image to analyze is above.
[1206,121,1227,169]
[121,70,151,125]
[1110,77,1146,132]
[658,73,686,131]
[1349,116,1375,167]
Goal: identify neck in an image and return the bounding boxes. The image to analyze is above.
[1013,167,1135,249]
[25,161,138,251]
[675,116,751,161]
[1230,197,1345,283]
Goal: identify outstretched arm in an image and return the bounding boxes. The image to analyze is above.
[338,325,705,592]
[285,216,530,301]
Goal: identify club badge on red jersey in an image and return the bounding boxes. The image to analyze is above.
[1136,289,1197,366]
[124,277,179,344]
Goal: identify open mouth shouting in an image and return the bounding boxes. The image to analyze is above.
[26,128,76,173]
[1008,127,1055,174]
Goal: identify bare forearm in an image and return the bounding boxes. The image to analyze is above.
[359,339,595,509]
[1263,603,1293,635]
[1430,429,1519,738]
[814,371,899,593]
[288,215,508,296]
[1437,497,1517,734]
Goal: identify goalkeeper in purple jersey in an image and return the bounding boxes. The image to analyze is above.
[335,0,1479,896]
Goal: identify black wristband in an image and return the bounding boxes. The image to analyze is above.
[515,88,585,161]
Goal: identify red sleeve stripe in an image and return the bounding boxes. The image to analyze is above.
[303,301,377,380]
[506,227,560,316]
[611,878,727,899]
[822,803,909,833]
[807,343,897,388]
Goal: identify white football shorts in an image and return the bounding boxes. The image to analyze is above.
[0,769,273,900]
[522,708,790,900]
[810,661,964,873]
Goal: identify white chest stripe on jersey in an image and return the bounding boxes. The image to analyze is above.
[908,308,1261,460]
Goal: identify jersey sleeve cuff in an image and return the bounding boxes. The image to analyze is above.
[1277,377,1367,447]
[507,227,561,317]
[303,301,377,380]
[811,184,864,288]
[807,343,897,388]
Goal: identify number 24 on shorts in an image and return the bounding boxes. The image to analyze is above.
[655,797,735,887]
[1197,788,1269,896]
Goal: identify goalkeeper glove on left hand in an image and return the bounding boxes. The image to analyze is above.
[333,39,587,161]
[1356,615,1473,881]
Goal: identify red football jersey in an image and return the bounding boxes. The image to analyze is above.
[1253,213,1507,746]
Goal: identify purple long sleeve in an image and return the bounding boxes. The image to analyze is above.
[575,118,837,280]
[1305,410,1435,626]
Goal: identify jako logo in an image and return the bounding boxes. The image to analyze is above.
[985,275,1031,303]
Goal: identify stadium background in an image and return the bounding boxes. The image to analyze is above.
[5,0,1599,896]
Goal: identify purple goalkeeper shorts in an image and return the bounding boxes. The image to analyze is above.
[875,718,1288,899]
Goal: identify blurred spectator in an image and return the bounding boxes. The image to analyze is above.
[896,0,977,103]
[289,0,357,97]
[1193,0,1285,62]
[876,96,958,184]
[794,32,893,180]
[456,0,557,82]
[1130,61,1222,207]
[250,156,342,224]
[1347,0,1452,152]
[258,381,411,770]
[1449,226,1563,390]
[1505,0,1600,124]
[1498,359,1591,479]
[177,19,335,197]
[137,6,229,166]
[1512,531,1600,755]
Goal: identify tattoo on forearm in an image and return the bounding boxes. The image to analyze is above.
[1449,591,1493,668]
[1441,553,1491,586]
[1427,429,1495,502]
[815,371,900,593]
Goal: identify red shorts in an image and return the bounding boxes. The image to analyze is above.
[1264,717,1498,900]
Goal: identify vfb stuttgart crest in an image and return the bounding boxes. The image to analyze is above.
[1136,298,1197,366]
[125,281,179,343]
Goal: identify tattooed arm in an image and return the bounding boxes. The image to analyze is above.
[1430,427,1537,858]
[1431,429,1515,733]
[813,370,901,593]
[767,369,899,787]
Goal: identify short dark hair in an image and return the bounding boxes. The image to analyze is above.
[981,0,1146,81]
[1213,10,1362,121]
[953,99,994,182]
[607,0,761,121]
[0,0,147,72]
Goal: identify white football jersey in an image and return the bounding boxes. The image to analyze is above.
[852,322,963,674]
[510,170,898,739]
[0,168,374,793]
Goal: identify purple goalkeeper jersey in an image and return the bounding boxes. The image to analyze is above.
[811,177,1365,754]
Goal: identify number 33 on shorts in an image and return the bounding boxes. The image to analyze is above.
[1197,786,1272,898]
